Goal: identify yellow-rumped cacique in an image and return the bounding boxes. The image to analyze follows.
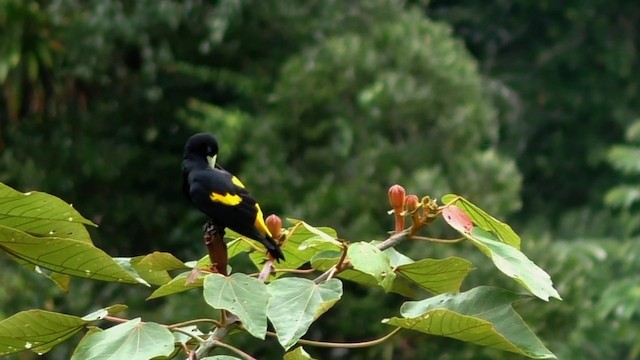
[182,133,285,261]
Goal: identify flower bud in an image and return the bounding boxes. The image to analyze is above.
[388,184,406,211]
[388,184,406,232]
[404,195,420,212]
[265,214,283,238]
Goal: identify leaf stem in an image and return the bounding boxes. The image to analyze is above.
[171,327,205,344]
[265,327,402,348]
[410,235,466,243]
[168,318,221,329]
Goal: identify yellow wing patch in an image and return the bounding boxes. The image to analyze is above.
[231,176,245,189]
[254,203,273,237]
[210,192,242,206]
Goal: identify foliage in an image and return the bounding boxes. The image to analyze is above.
[0,182,558,359]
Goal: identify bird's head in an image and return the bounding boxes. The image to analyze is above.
[183,133,219,168]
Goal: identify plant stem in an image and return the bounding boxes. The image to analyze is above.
[410,235,466,243]
[168,318,221,329]
[265,327,402,349]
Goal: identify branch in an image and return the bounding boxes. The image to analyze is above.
[313,230,410,283]
[193,313,239,359]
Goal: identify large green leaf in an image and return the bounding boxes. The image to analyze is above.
[71,318,174,360]
[267,278,342,349]
[203,273,269,339]
[395,257,473,294]
[147,270,205,300]
[136,251,188,271]
[249,222,341,274]
[0,225,140,284]
[442,194,520,249]
[311,251,415,297]
[347,242,395,291]
[0,310,87,356]
[466,228,561,301]
[0,182,95,242]
[383,287,557,359]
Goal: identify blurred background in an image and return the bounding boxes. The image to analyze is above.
[1,0,639,359]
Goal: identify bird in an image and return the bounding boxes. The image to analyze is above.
[182,133,285,261]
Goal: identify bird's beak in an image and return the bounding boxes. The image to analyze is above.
[207,154,217,168]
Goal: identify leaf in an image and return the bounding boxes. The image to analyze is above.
[383,287,557,359]
[442,205,473,233]
[71,318,174,360]
[442,194,520,249]
[284,346,318,360]
[0,182,95,242]
[0,310,87,356]
[347,242,395,291]
[203,273,269,339]
[466,228,561,301]
[147,271,205,300]
[80,305,127,322]
[136,251,188,271]
[396,257,474,294]
[267,278,342,350]
[299,221,343,249]
[201,356,242,360]
[311,251,415,297]
[0,225,140,284]
[250,222,341,274]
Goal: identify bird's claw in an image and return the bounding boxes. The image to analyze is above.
[202,220,226,237]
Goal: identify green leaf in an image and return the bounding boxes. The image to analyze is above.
[347,242,395,291]
[466,228,560,301]
[0,310,87,356]
[284,346,318,360]
[0,225,140,284]
[299,221,343,249]
[267,278,342,350]
[80,305,127,322]
[136,251,188,271]
[442,194,520,249]
[383,287,557,359]
[203,273,269,339]
[147,270,205,300]
[71,318,174,360]
[396,257,474,294]
[311,251,414,297]
[250,222,340,274]
[0,182,95,242]
[201,356,242,360]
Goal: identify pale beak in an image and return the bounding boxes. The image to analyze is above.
[207,154,217,168]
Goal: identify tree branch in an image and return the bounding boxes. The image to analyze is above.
[313,230,410,283]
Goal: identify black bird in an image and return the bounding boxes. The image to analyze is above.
[182,133,285,261]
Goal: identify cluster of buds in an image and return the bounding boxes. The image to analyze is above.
[388,184,439,234]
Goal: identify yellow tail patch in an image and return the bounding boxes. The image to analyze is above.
[254,203,273,237]
[210,192,242,206]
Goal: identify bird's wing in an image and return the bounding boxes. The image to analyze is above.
[187,168,272,239]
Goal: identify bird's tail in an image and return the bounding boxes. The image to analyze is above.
[263,234,285,262]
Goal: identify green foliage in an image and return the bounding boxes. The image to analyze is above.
[0,182,558,359]
[384,287,555,359]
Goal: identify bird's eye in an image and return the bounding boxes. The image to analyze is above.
[206,146,212,155]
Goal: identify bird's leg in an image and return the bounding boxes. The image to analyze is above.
[203,220,228,276]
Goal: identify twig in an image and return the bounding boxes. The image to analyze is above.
[168,318,221,329]
[193,313,239,359]
[313,230,410,284]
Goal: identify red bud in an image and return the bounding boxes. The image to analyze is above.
[265,214,283,238]
[404,195,420,212]
[388,184,406,211]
